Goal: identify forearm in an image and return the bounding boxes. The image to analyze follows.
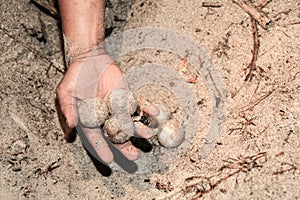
[58,0,105,63]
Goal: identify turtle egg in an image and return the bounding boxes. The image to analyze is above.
[157,119,185,148]
[78,97,109,128]
[106,88,138,115]
[104,114,135,144]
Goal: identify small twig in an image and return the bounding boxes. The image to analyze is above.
[202,1,222,18]
[273,9,292,18]
[156,152,267,199]
[240,88,275,111]
[283,21,300,27]
[257,0,273,8]
[239,114,256,138]
[273,162,298,175]
[233,0,274,30]
[155,174,219,200]
[245,18,259,81]
[31,0,58,17]
[228,127,243,135]
[43,158,61,173]
[234,0,273,81]
[228,113,256,139]
[204,8,217,19]
[275,151,284,157]
[0,27,64,74]
[202,2,223,8]
[230,81,246,98]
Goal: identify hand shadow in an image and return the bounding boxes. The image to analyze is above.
[56,98,155,176]
[76,125,140,175]
[55,98,111,176]
[55,98,76,143]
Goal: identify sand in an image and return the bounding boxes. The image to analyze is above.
[0,0,299,199]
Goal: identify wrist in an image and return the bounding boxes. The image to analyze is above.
[63,35,107,65]
[59,0,105,65]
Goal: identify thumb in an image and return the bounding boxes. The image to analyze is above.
[57,86,78,128]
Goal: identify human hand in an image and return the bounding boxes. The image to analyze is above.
[56,50,159,163]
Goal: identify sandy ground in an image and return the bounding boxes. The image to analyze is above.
[0,0,299,199]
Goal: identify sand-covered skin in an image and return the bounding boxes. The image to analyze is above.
[0,0,299,199]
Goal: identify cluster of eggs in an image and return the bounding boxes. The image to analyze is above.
[78,88,184,148]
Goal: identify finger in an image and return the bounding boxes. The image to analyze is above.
[56,88,78,128]
[142,103,160,116]
[103,114,139,161]
[81,126,114,163]
[134,121,154,139]
[144,103,171,128]
[64,102,78,128]
[115,142,139,161]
